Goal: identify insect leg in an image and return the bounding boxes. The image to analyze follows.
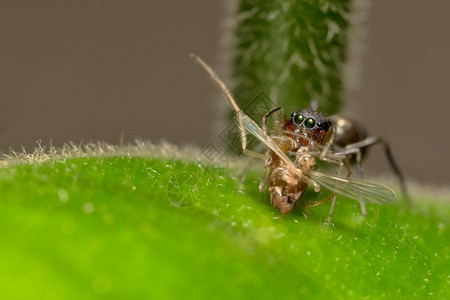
[239,143,268,183]
[235,112,268,160]
[239,157,255,183]
[305,194,335,208]
[343,136,410,207]
[258,153,271,192]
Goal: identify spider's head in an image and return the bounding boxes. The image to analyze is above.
[282,109,332,147]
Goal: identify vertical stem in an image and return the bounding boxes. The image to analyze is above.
[231,0,351,115]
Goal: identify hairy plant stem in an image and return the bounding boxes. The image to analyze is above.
[231,0,351,115]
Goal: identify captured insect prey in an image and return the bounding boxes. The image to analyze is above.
[192,54,408,221]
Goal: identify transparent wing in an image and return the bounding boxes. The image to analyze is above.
[241,115,303,177]
[309,171,395,204]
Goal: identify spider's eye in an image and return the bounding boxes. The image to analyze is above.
[304,117,315,129]
[294,114,304,125]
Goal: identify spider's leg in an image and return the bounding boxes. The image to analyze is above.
[262,107,285,136]
[324,161,348,223]
[333,147,367,217]
[343,136,410,207]
[319,124,337,160]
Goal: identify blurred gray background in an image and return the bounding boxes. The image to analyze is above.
[0,1,448,184]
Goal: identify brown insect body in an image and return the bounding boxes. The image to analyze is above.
[267,137,308,215]
[266,109,332,215]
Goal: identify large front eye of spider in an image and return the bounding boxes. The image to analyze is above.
[304,117,315,129]
[293,114,304,125]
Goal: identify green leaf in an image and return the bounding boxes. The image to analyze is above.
[0,156,447,299]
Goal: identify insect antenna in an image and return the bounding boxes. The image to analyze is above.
[191,54,267,161]
[190,53,241,114]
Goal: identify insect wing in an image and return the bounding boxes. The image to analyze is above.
[241,115,302,177]
[309,171,395,204]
